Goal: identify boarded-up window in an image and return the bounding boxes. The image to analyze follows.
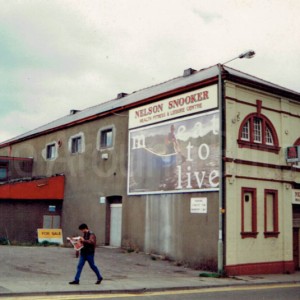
[264,189,279,238]
[241,187,258,238]
[43,215,61,228]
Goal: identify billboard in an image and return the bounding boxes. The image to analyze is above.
[129,85,218,129]
[128,110,219,194]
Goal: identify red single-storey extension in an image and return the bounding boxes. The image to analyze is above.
[0,175,65,200]
[0,175,65,242]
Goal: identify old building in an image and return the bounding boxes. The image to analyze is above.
[0,64,299,275]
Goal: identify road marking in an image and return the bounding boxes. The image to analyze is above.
[6,283,300,300]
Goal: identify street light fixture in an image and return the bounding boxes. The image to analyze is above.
[222,50,256,64]
[239,50,255,59]
[217,50,255,275]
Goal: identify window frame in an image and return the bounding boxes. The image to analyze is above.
[71,137,81,154]
[264,189,279,238]
[265,126,274,145]
[293,137,300,168]
[253,117,262,143]
[0,164,8,181]
[238,113,280,154]
[43,215,61,229]
[241,187,258,238]
[46,143,57,160]
[99,127,114,149]
[69,133,85,154]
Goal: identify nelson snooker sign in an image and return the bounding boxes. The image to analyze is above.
[129,85,218,129]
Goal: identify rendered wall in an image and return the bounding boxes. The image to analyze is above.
[0,113,129,243]
[224,82,299,274]
[0,107,220,268]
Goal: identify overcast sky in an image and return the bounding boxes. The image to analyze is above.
[1,0,299,142]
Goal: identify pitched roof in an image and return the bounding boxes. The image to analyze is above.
[1,65,299,146]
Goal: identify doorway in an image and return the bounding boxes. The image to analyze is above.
[105,196,122,247]
[292,203,300,270]
[293,228,299,270]
[110,204,122,247]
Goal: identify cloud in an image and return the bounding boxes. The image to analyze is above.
[0,0,300,143]
[192,8,221,23]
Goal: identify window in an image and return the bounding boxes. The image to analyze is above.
[265,127,274,145]
[68,133,85,154]
[241,120,250,141]
[241,187,258,238]
[97,126,115,151]
[100,128,113,148]
[253,117,262,143]
[238,113,280,153]
[0,165,8,181]
[46,143,56,159]
[43,215,61,228]
[293,138,300,168]
[264,189,279,238]
[71,136,82,154]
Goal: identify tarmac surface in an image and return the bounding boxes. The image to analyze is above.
[0,245,300,297]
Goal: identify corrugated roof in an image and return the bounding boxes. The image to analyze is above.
[1,64,299,146]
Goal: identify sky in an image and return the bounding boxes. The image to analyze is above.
[1,0,300,142]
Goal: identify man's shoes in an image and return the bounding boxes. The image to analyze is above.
[95,278,102,285]
[69,280,79,285]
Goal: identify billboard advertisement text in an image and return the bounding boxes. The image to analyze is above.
[128,110,219,194]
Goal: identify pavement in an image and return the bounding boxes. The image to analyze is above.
[0,245,300,298]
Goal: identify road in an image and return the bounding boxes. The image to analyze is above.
[4,283,300,300]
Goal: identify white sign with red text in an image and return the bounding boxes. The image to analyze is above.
[292,190,300,205]
[129,85,218,129]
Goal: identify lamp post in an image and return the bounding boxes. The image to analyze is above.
[217,50,255,274]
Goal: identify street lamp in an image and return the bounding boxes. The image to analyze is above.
[217,50,255,275]
[222,50,256,65]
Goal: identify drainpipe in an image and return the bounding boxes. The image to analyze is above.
[217,64,224,275]
[216,50,256,275]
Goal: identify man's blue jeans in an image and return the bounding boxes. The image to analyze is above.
[75,253,102,281]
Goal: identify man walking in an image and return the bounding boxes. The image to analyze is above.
[69,223,103,285]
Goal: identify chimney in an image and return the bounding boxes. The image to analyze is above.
[70,109,81,115]
[117,92,128,99]
[183,68,196,77]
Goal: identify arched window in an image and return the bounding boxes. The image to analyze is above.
[238,113,280,153]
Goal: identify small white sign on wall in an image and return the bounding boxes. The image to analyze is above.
[99,197,106,204]
[190,197,207,213]
[292,190,300,205]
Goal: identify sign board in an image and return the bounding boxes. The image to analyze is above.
[190,197,207,213]
[286,146,300,163]
[129,85,218,129]
[37,228,63,244]
[128,111,219,195]
[292,190,300,205]
[99,196,106,204]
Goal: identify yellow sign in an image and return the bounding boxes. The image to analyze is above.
[37,228,63,244]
